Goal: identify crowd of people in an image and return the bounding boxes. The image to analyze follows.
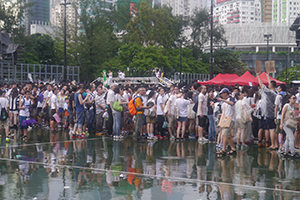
[0,71,299,158]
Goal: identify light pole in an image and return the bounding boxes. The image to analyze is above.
[264,34,272,61]
[61,0,71,81]
[209,0,214,80]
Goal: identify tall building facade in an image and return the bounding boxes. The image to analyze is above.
[213,0,261,25]
[25,0,50,35]
[50,0,78,27]
[161,0,205,18]
[262,0,272,22]
[272,0,300,25]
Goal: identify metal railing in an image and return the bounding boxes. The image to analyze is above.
[0,62,80,83]
[172,72,212,83]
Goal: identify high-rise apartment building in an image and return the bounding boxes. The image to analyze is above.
[161,0,205,18]
[272,0,300,25]
[50,0,78,27]
[262,0,272,22]
[25,0,50,35]
[213,0,261,25]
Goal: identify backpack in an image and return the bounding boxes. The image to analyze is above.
[192,95,198,113]
[128,97,141,116]
[0,101,8,121]
[279,94,289,115]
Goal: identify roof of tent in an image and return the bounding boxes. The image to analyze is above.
[257,71,286,85]
[230,71,259,86]
[198,73,239,86]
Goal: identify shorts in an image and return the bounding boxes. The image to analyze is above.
[76,111,86,128]
[50,109,56,121]
[146,116,156,124]
[167,114,176,128]
[259,119,268,130]
[0,119,9,129]
[276,119,282,134]
[198,116,207,128]
[236,119,247,129]
[30,107,37,117]
[222,121,235,137]
[177,117,188,122]
[43,106,50,121]
[266,117,276,130]
[9,110,18,114]
[37,107,42,116]
[58,108,64,114]
[19,116,28,129]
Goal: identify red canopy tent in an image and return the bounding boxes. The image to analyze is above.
[230,71,259,86]
[198,73,239,86]
[257,71,286,85]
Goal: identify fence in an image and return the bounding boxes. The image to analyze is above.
[0,62,80,83]
[172,72,213,83]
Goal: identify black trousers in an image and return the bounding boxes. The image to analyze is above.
[107,105,113,135]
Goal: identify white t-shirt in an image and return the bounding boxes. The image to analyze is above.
[155,71,160,78]
[156,95,165,115]
[43,90,53,106]
[197,93,208,116]
[0,97,9,111]
[169,94,177,115]
[175,98,190,117]
[50,94,58,110]
[57,95,65,108]
[106,89,114,105]
[221,97,236,121]
[296,93,300,104]
[122,91,129,103]
[274,94,282,119]
[19,98,32,117]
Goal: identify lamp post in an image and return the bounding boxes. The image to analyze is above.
[61,0,71,81]
[264,34,272,61]
[209,0,214,80]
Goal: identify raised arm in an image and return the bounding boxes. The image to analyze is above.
[256,73,264,89]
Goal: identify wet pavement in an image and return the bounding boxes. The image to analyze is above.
[0,129,300,199]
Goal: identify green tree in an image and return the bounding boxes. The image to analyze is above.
[125,2,184,48]
[189,8,227,58]
[24,34,55,64]
[276,65,300,84]
[202,48,247,75]
[75,0,120,81]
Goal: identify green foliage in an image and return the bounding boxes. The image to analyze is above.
[202,49,247,75]
[276,65,300,84]
[24,34,55,64]
[101,43,209,77]
[125,2,184,48]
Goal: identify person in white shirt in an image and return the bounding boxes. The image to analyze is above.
[95,87,106,133]
[175,92,193,141]
[106,83,117,136]
[50,88,59,131]
[216,88,237,156]
[156,88,166,138]
[167,86,178,140]
[0,90,9,141]
[19,91,32,140]
[197,86,208,142]
[42,84,53,127]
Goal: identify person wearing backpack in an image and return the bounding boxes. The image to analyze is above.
[134,87,151,142]
[0,90,10,142]
[274,84,287,152]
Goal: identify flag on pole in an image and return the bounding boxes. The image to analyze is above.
[103,70,108,87]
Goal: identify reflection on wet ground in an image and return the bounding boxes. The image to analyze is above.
[0,129,300,199]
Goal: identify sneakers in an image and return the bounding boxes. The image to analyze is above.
[78,134,87,139]
[170,135,175,141]
[198,137,208,142]
[96,132,105,136]
[83,131,89,138]
[236,144,240,150]
[265,142,270,148]
[5,137,10,143]
[22,135,28,142]
[241,144,248,150]
[188,135,196,140]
